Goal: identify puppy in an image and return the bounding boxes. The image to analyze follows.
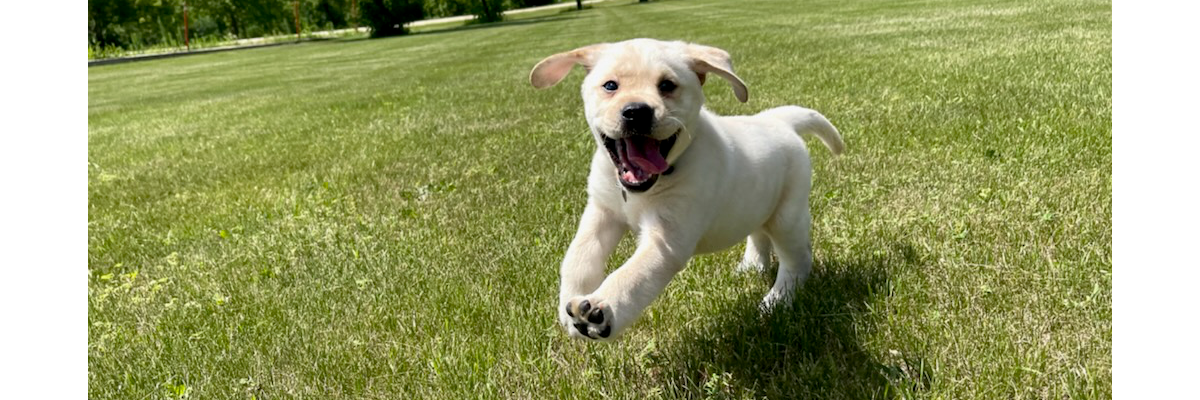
[530,39,844,341]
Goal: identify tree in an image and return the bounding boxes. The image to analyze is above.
[295,0,355,30]
[89,0,188,49]
[470,0,505,23]
[360,0,425,37]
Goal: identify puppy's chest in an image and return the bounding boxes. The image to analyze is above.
[593,186,657,225]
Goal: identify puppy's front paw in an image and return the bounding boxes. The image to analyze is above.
[562,296,615,341]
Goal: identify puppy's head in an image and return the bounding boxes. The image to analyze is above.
[530,39,748,191]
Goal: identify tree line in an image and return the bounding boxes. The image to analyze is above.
[88,0,561,51]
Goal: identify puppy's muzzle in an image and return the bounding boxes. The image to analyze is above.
[620,102,655,136]
[606,102,679,193]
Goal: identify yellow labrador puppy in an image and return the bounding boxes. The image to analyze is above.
[530,39,844,341]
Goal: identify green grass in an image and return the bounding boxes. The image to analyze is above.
[88,0,1112,398]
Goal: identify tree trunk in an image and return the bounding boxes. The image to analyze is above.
[230,12,240,38]
[480,0,492,20]
[576,0,583,10]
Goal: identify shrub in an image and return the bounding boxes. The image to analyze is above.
[361,0,426,37]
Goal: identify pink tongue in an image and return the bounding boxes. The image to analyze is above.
[624,137,668,174]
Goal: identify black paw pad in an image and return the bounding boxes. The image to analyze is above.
[588,306,604,321]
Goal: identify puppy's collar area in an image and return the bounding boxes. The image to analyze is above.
[602,132,679,193]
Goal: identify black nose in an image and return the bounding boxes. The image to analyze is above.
[621,103,654,133]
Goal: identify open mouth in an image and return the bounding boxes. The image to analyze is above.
[603,131,678,192]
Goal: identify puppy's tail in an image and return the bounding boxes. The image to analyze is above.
[759,106,845,155]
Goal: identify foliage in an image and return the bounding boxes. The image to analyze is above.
[359,0,425,37]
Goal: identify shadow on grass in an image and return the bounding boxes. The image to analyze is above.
[350,11,590,40]
[320,12,590,45]
[659,244,931,398]
[410,13,592,38]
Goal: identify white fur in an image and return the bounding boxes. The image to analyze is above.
[531,39,844,341]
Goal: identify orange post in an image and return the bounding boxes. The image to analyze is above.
[294,1,300,41]
[183,1,190,50]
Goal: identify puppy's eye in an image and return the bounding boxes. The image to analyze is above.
[658,80,677,93]
[603,81,619,92]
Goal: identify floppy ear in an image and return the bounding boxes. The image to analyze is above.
[530,44,609,89]
[687,44,749,103]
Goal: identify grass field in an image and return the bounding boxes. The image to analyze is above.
[88,0,1112,398]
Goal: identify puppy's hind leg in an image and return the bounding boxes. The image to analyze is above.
[761,187,814,310]
[736,230,773,273]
